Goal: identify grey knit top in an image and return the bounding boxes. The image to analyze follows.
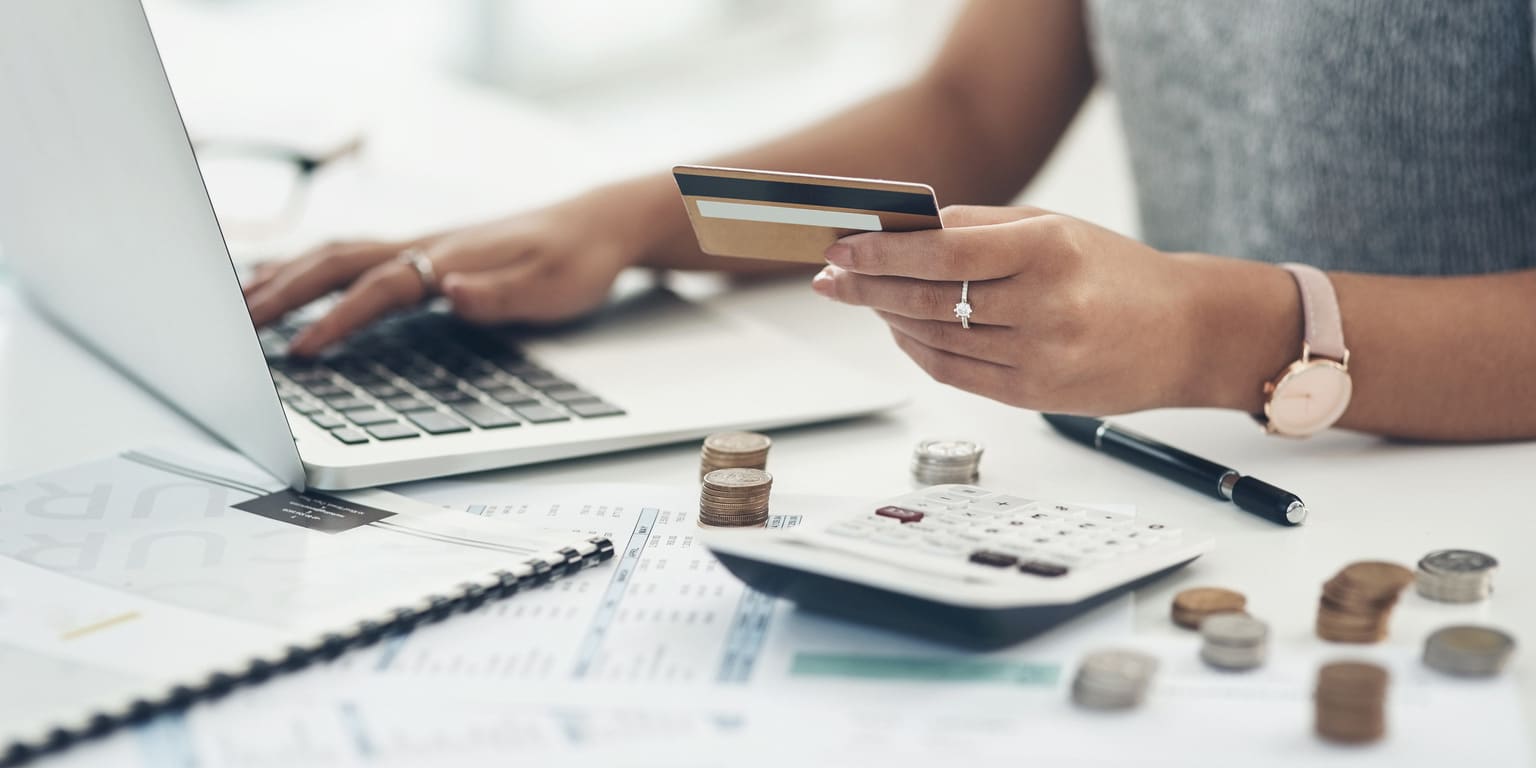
[1086,0,1536,275]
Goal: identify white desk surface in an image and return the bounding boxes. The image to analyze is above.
[1,72,1532,756]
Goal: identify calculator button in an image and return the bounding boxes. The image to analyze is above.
[925,492,971,507]
[1018,560,1070,578]
[945,486,994,499]
[980,495,1032,512]
[826,522,874,538]
[968,550,1019,568]
[874,506,925,524]
[872,528,918,547]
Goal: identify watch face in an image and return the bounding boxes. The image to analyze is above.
[1267,361,1352,436]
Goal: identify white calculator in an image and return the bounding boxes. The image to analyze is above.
[703,484,1214,649]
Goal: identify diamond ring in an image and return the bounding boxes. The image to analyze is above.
[398,247,438,298]
[954,280,973,329]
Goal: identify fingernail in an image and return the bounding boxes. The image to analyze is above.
[811,266,836,298]
[825,243,853,267]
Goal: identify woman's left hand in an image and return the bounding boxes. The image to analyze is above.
[810,205,1289,415]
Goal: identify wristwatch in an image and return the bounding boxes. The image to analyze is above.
[1258,263,1352,437]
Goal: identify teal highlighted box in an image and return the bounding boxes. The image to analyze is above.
[790,653,1060,686]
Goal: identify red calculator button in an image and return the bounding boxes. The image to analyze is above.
[874,506,924,524]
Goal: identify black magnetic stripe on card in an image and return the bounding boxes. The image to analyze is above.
[675,173,939,217]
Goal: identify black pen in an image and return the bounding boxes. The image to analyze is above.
[1041,413,1307,526]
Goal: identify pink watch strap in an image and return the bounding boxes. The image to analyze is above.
[1278,263,1347,362]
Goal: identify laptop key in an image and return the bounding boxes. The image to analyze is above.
[513,404,570,424]
[468,374,504,390]
[383,396,432,413]
[547,388,600,404]
[331,428,369,445]
[309,412,347,430]
[407,411,471,435]
[366,423,421,441]
[325,395,373,411]
[347,409,398,426]
[451,402,521,429]
[283,398,324,415]
[569,400,625,418]
[304,382,346,398]
[523,374,572,391]
[484,388,539,407]
[430,388,474,404]
[364,383,406,398]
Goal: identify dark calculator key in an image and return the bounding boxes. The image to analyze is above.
[513,404,569,424]
[347,409,398,426]
[874,506,924,524]
[569,400,625,418]
[331,428,369,445]
[304,383,346,399]
[325,395,373,411]
[407,411,471,435]
[969,550,1019,568]
[364,383,406,399]
[283,398,324,415]
[451,402,521,429]
[283,367,332,385]
[383,396,432,413]
[366,423,421,441]
[501,362,544,377]
[1018,560,1070,578]
[547,388,599,404]
[484,388,538,407]
[309,412,347,430]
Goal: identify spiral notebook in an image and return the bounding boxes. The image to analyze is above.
[0,445,613,766]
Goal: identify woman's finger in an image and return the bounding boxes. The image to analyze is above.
[440,260,556,324]
[240,261,286,296]
[887,325,1017,401]
[287,259,426,356]
[875,310,1016,366]
[812,265,1014,325]
[245,242,403,327]
[825,225,1022,281]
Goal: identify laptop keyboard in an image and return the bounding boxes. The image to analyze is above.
[260,312,624,446]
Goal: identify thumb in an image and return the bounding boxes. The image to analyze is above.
[939,203,1055,228]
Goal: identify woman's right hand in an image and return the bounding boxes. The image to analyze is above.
[242,197,645,357]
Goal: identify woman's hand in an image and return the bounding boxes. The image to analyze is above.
[243,199,640,357]
[810,205,1297,415]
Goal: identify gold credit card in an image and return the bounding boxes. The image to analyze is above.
[673,165,942,264]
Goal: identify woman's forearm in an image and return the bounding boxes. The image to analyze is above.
[610,0,1095,272]
[1191,258,1536,441]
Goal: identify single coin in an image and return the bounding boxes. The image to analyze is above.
[1339,561,1415,593]
[1200,613,1269,646]
[914,439,983,461]
[1423,625,1516,677]
[704,431,772,454]
[1171,587,1246,629]
[1419,549,1498,574]
[702,468,772,488]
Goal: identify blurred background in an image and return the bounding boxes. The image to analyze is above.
[139,0,1135,264]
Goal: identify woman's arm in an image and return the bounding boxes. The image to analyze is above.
[813,204,1536,442]
[610,0,1098,271]
[1193,257,1536,440]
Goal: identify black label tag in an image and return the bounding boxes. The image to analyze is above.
[234,490,396,534]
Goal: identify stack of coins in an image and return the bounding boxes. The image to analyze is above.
[1423,625,1517,677]
[1414,549,1498,603]
[698,432,772,481]
[1171,587,1247,629]
[1199,614,1270,671]
[910,439,984,485]
[1315,561,1414,643]
[1071,649,1159,710]
[698,468,772,527]
[1314,661,1389,744]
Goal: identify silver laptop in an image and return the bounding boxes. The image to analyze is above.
[0,0,904,490]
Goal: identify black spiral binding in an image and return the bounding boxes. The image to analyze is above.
[0,536,615,767]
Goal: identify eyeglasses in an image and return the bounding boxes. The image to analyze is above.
[194,135,364,241]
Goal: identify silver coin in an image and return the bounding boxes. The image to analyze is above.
[1423,625,1515,678]
[1419,549,1498,574]
[1078,649,1159,682]
[703,431,773,454]
[702,468,772,488]
[914,439,983,462]
[1200,614,1269,647]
